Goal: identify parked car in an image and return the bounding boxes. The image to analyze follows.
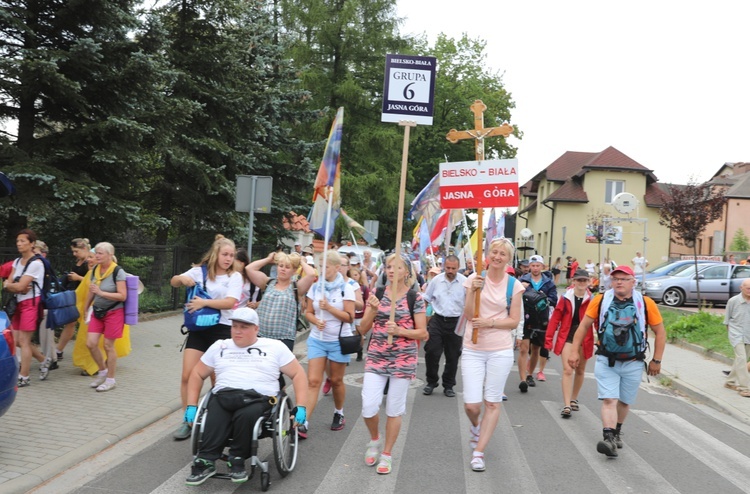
[636,259,716,288]
[643,262,750,307]
[337,245,384,265]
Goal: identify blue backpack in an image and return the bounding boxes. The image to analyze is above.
[596,296,647,366]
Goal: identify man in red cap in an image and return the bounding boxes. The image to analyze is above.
[568,265,665,458]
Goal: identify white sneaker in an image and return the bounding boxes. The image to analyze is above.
[96,380,116,392]
[471,454,485,472]
[39,358,51,380]
[90,373,107,388]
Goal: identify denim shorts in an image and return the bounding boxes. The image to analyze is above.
[594,356,644,405]
[306,336,350,364]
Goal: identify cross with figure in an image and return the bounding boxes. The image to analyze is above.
[446,100,514,160]
[446,99,514,343]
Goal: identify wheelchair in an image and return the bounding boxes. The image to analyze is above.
[190,390,299,491]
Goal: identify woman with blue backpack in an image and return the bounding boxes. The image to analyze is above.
[170,235,242,440]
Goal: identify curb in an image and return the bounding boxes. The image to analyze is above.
[661,370,750,426]
[12,325,312,494]
[668,337,733,366]
[5,397,183,494]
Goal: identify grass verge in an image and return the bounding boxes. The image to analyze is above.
[660,308,732,359]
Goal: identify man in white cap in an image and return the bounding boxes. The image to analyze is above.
[294,241,302,254]
[183,308,308,486]
[517,255,558,391]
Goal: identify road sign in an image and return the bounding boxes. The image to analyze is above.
[439,159,519,209]
[235,175,272,213]
[381,54,437,125]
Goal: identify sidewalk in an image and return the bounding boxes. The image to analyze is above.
[1,313,749,493]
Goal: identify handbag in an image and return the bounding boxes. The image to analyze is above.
[45,290,79,328]
[3,296,17,319]
[338,321,362,355]
[181,265,221,333]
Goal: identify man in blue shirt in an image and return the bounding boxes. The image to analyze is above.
[422,255,467,397]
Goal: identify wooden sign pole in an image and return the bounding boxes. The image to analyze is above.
[389,120,417,344]
[445,100,514,344]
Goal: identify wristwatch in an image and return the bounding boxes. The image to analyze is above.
[651,359,662,364]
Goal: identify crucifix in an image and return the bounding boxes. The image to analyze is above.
[446,99,514,343]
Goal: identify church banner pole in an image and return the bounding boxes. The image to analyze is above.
[389,121,417,345]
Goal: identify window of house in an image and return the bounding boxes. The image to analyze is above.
[605,180,625,204]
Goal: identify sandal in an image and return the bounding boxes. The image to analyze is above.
[469,426,480,449]
[560,406,572,418]
[376,454,392,475]
[739,389,750,398]
[570,400,579,411]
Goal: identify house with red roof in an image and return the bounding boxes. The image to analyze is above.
[515,146,671,269]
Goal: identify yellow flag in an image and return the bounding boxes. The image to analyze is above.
[469,228,478,254]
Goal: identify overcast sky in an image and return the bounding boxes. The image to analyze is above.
[396,0,750,186]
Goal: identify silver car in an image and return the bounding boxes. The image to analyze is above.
[643,262,750,307]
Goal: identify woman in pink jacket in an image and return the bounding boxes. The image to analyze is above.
[545,269,594,418]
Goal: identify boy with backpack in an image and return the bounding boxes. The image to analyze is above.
[567,265,666,458]
[517,255,558,392]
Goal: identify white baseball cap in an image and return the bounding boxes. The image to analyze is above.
[529,255,544,264]
[230,307,259,326]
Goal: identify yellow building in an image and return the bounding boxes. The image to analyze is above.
[515,146,671,273]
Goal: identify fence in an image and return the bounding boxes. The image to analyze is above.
[0,243,275,312]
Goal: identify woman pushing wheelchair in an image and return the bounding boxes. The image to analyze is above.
[182,307,308,486]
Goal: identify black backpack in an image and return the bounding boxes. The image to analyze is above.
[523,288,550,329]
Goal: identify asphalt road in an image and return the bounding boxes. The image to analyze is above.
[47,340,750,494]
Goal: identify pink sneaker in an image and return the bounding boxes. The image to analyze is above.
[536,371,546,382]
[322,378,332,395]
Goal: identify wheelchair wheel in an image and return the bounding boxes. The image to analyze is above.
[260,471,270,491]
[190,393,211,456]
[272,395,298,476]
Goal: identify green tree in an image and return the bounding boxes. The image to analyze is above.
[0,0,161,245]
[276,0,410,248]
[730,228,750,252]
[659,180,726,308]
[141,0,316,251]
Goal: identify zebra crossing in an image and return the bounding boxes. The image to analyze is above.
[66,365,750,494]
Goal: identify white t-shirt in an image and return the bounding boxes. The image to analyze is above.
[585,263,596,275]
[181,266,243,326]
[307,282,356,342]
[11,257,45,302]
[632,256,648,275]
[201,338,295,396]
[237,280,261,308]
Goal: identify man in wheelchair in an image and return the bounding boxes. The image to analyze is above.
[183,307,308,486]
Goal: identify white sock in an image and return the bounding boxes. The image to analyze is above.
[98,370,108,377]
[472,451,484,458]
[335,409,343,415]
[470,424,480,436]
[104,377,115,384]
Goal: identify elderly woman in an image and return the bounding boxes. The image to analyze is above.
[170,235,242,439]
[546,268,594,418]
[358,254,427,474]
[83,242,128,392]
[462,237,524,472]
[302,250,356,438]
